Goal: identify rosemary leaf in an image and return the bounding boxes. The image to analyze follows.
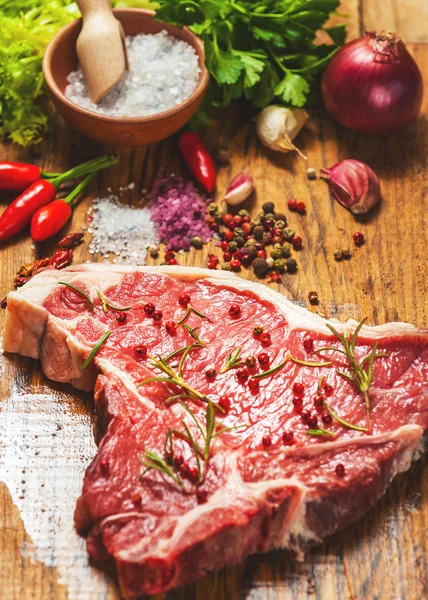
[97,290,131,313]
[324,402,369,433]
[177,305,212,326]
[138,376,174,387]
[177,306,191,326]
[317,375,326,394]
[307,428,335,438]
[220,346,243,374]
[288,355,332,367]
[58,281,94,310]
[81,331,111,370]
[314,346,347,356]
[252,357,287,380]
[183,325,206,346]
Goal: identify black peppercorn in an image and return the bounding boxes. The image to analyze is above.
[252,258,269,278]
[285,257,298,273]
[262,202,275,214]
[253,225,265,241]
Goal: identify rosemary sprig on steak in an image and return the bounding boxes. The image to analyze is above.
[324,401,369,433]
[307,428,335,438]
[81,330,111,370]
[97,290,131,313]
[182,325,206,346]
[220,346,243,373]
[58,281,94,310]
[315,318,389,428]
[177,304,212,326]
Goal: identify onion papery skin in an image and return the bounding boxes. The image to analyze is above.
[321,31,423,135]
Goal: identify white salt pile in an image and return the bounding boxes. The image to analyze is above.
[87,196,158,264]
[65,30,200,117]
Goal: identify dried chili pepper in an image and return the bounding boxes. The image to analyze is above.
[178,131,216,193]
[0,155,117,241]
[0,297,7,309]
[50,249,73,270]
[57,232,84,249]
[17,258,50,278]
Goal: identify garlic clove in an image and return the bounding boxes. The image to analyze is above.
[224,171,254,206]
[320,159,380,215]
[256,105,308,159]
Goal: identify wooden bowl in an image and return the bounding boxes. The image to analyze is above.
[43,9,209,147]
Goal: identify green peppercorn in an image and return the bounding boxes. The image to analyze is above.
[273,243,282,251]
[253,225,265,241]
[228,241,238,252]
[334,250,343,261]
[191,236,204,249]
[233,227,244,237]
[284,227,295,241]
[264,212,276,221]
[274,258,286,271]
[207,202,218,216]
[222,263,232,271]
[270,249,282,260]
[262,202,275,214]
[257,212,266,220]
[252,217,262,227]
[252,258,268,278]
[281,243,291,258]
[235,236,245,247]
[245,239,257,248]
[341,248,351,258]
[285,257,297,273]
[266,257,274,268]
[238,209,250,218]
[275,220,286,230]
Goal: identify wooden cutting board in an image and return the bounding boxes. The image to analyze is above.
[1,2,427,599]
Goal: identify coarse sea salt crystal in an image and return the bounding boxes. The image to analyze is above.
[88,196,158,265]
[65,30,200,118]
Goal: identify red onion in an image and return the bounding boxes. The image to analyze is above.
[321,31,423,135]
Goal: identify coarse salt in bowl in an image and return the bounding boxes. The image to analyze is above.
[43,9,209,147]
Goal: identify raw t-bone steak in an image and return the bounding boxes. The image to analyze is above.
[3,265,428,598]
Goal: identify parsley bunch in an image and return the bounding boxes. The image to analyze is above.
[156,0,346,109]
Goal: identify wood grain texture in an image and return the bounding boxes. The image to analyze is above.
[1,2,428,599]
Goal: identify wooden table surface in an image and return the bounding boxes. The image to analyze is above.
[1,1,427,599]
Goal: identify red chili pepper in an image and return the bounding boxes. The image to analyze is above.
[31,172,94,242]
[0,155,118,242]
[50,249,73,270]
[0,162,43,191]
[0,179,56,240]
[178,131,216,193]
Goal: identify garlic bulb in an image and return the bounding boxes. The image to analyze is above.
[256,106,309,158]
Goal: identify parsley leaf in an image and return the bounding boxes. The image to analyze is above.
[275,71,311,106]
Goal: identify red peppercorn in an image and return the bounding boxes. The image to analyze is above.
[181,464,199,483]
[135,346,148,359]
[222,213,233,226]
[288,198,297,210]
[303,337,314,351]
[221,241,229,252]
[165,320,177,335]
[296,202,306,214]
[291,235,303,249]
[224,230,234,242]
[152,310,163,321]
[323,383,334,396]
[230,259,241,271]
[307,414,318,428]
[242,215,251,223]
[174,454,183,467]
[263,218,274,230]
[353,232,365,246]
[257,249,267,259]
[228,304,241,317]
[255,242,265,251]
[292,396,303,408]
[218,396,231,413]
[301,409,311,422]
[263,232,273,245]
[100,459,109,475]
[240,252,252,266]
[130,492,142,505]
[236,367,249,382]
[144,303,155,316]
[116,313,127,323]
[168,258,178,265]
[232,215,242,227]
[262,435,272,447]
[232,251,241,260]
[258,352,270,367]
[164,251,175,262]
[228,221,236,231]
[293,382,305,396]
[223,252,232,262]
[274,228,284,237]
[248,378,260,392]
[335,463,345,478]
[282,431,294,445]
[321,413,333,425]
[272,236,283,245]
[179,293,190,307]
[242,222,252,235]
[314,395,324,409]
[208,260,218,270]
[269,270,282,283]
[260,332,271,346]
[205,368,216,380]
[207,254,219,269]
